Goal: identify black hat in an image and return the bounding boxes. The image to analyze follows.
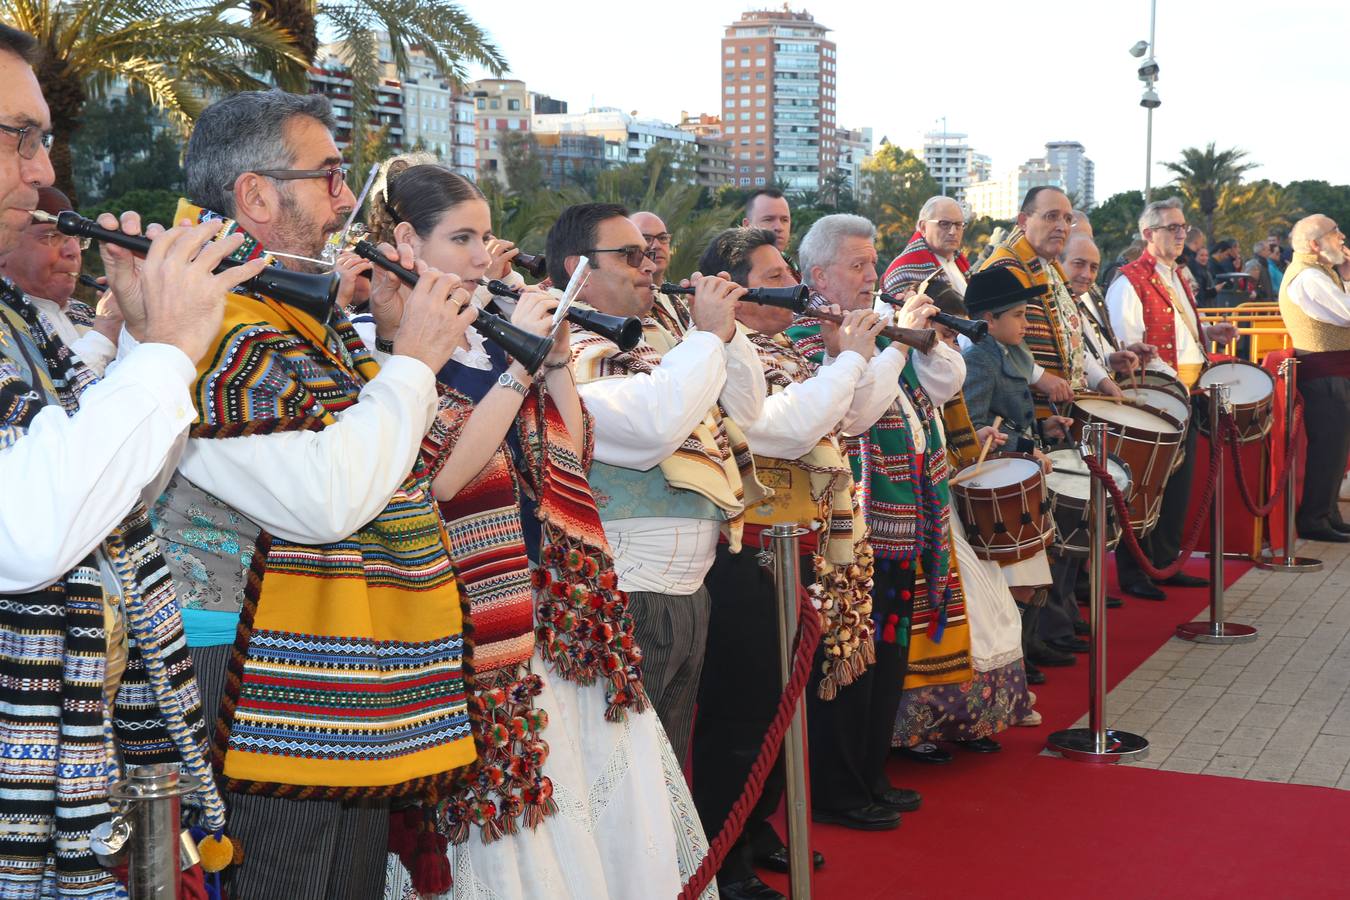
[963,266,1047,316]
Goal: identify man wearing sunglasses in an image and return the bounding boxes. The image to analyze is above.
[0,186,119,374]
[1280,214,1350,544]
[1108,197,1240,600]
[549,202,767,770]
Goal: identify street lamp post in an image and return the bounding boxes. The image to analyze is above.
[1132,0,1160,202]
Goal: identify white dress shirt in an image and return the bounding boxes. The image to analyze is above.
[29,295,116,376]
[1107,258,1205,378]
[940,256,968,295]
[0,342,196,592]
[122,328,440,546]
[1283,266,1350,327]
[579,328,764,595]
[739,337,866,460]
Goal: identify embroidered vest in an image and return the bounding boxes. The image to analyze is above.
[1120,249,1209,374]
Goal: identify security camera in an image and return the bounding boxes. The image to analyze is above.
[1137,60,1160,81]
[1140,88,1161,109]
[1129,40,1149,58]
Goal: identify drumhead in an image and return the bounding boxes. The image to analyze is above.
[954,455,1041,489]
[1198,362,1274,405]
[1045,449,1131,500]
[1123,387,1190,424]
[1077,398,1181,432]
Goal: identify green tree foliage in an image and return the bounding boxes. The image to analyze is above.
[2,0,304,202]
[1162,142,1257,242]
[1285,180,1350,231]
[858,142,939,265]
[69,95,184,204]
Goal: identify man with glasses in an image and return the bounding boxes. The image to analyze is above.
[0,186,119,373]
[146,89,481,899]
[549,202,766,767]
[633,209,691,334]
[883,195,972,295]
[1279,214,1350,543]
[1109,197,1239,599]
[0,25,284,896]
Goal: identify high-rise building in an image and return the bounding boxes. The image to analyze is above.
[965,157,1066,222]
[531,93,568,115]
[309,53,405,153]
[969,152,993,185]
[533,132,605,188]
[919,130,973,202]
[1043,140,1095,209]
[721,8,837,192]
[678,112,734,187]
[467,78,532,185]
[531,108,695,168]
[835,126,872,195]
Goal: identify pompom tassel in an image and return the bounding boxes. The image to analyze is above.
[410,831,452,895]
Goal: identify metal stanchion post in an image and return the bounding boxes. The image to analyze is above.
[1177,383,1258,644]
[770,523,811,900]
[1049,423,1148,762]
[109,764,200,898]
[1258,357,1322,573]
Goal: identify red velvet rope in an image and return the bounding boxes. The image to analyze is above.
[678,586,824,900]
[1081,418,1223,582]
[1225,404,1303,519]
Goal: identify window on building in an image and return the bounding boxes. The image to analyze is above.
[755,85,766,93]
[740,59,750,67]
[740,85,750,93]
[756,125,765,132]
[725,59,735,67]
[755,176,766,186]
[740,177,751,185]
[724,45,734,54]
[724,85,735,94]
[476,98,485,109]
[756,112,765,119]
[740,99,750,107]
[508,99,520,110]
[490,99,499,109]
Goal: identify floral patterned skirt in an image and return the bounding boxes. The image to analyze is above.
[892,659,1032,746]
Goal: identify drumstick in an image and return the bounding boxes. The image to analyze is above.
[952,416,1003,484]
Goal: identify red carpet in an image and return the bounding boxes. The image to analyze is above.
[757,555,1350,899]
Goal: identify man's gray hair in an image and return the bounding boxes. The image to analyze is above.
[1138,196,1184,233]
[184,90,336,217]
[798,214,875,287]
[917,195,960,223]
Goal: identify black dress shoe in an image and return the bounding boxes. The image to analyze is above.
[1161,573,1209,588]
[1073,620,1091,636]
[1299,527,1350,543]
[1024,660,1046,684]
[957,736,1002,753]
[755,846,825,874]
[1077,592,1125,608]
[1046,636,1090,654]
[895,742,952,764]
[1121,580,1167,601]
[812,803,901,831]
[1026,640,1076,667]
[874,786,922,812]
[1331,521,1350,535]
[719,875,786,900]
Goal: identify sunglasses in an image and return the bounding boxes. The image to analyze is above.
[587,245,649,268]
[250,165,349,197]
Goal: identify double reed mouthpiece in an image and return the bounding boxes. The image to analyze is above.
[876,290,988,341]
[481,280,643,351]
[352,241,553,373]
[31,209,340,325]
[659,281,809,311]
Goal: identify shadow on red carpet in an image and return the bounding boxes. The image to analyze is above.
[758,556,1350,899]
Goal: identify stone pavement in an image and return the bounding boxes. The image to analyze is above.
[1079,500,1350,787]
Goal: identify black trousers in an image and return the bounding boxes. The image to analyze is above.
[691,545,786,886]
[806,557,915,813]
[1039,553,1085,642]
[1296,376,1350,532]
[1118,413,1199,585]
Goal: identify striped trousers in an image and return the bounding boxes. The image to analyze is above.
[627,586,712,768]
[190,644,390,900]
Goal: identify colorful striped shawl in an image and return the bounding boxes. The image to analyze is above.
[882,229,970,294]
[0,281,225,897]
[180,203,475,799]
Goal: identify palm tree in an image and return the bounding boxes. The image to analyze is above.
[1163,143,1257,241]
[2,0,305,203]
[246,0,507,182]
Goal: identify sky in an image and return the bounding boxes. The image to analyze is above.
[460,0,1348,201]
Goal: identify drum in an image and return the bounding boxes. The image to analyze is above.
[1069,398,1184,536]
[1194,360,1274,444]
[1117,369,1189,407]
[950,454,1054,563]
[1045,450,1134,557]
[1121,386,1191,474]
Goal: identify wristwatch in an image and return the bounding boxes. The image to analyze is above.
[497,370,528,396]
